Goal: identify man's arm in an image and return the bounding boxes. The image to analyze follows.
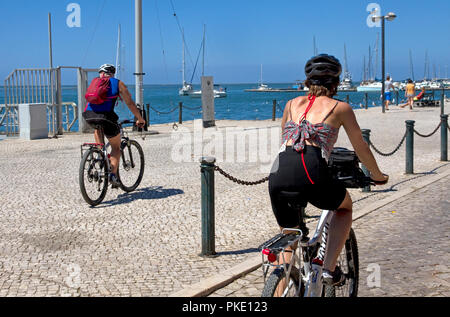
[119,81,146,127]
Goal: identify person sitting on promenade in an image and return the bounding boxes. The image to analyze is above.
[268,54,388,290]
[82,64,146,188]
[400,87,426,109]
[399,79,416,110]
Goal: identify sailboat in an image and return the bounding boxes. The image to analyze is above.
[179,29,194,96]
[257,64,272,91]
[189,25,227,98]
[357,37,383,92]
[338,44,354,91]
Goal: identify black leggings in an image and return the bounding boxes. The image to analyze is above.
[268,145,347,228]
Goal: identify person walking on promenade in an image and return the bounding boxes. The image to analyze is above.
[268,54,388,289]
[384,75,396,110]
[83,64,146,188]
[400,79,416,110]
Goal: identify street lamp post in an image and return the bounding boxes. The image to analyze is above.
[372,12,396,114]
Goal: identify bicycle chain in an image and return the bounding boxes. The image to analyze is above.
[369,131,407,157]
[214,165,269,186]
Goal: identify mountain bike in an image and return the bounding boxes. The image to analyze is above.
[79,120,145,207]
[260,147,384,297]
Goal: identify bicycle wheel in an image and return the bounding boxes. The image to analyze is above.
[118,140,145,193]
[261,266,301,297]
[324,228,359,297]
[79,148,109,206]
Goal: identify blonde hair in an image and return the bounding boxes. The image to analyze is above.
[307,84,337,97]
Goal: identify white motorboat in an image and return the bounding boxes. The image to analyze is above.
[356,81,382,92]
[189,85,227,98]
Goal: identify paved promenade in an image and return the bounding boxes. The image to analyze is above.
[0,104,448,297]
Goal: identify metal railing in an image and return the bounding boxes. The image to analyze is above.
[2,68,66,136]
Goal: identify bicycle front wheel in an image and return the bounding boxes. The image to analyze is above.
[261,266,301,297]
[118,140,145,193]
[79,148,109,206]
[324,228,359,297]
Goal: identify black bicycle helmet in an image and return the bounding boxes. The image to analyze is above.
[305,54,342,80]
[99,64,116,74]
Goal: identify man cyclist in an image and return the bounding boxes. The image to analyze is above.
[82,64,146,188]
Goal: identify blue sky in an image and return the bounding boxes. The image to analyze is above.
[0,0,449,84]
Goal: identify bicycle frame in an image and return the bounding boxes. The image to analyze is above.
[261,208,334,297]
[80,122,132,181]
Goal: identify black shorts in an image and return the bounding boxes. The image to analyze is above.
[82,111,120,138]
[268,145,347,228]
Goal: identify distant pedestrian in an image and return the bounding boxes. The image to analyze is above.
[400,79,415,110]
[384,75,396,110]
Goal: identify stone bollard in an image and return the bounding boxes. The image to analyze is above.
[361,129,371,192]
[405,120,415,174]
[200,156,217,257]
[441,114,448,161]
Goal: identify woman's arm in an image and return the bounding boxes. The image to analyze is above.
[281,100,292,132]
[338,103,387,181]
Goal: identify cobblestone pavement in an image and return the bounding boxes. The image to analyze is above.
[0,106,448,297]
[209,175,450,297]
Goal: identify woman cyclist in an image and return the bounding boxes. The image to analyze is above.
[269,54,389,286]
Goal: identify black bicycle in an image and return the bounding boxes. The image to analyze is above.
[79,120,145,206]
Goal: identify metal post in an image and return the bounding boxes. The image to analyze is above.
[441,114,448,161]
[179,102,183,124]
[146,103,150,127]
[405,120,415,174]
[381,18,386,114]
[56,67,63,135]
[346,95,349,104]
[134,0,144,130]
[365,92,368,109]
[441,88,445,116]
[200,156,216,257]
[361,129,371,192]
[396,90,399,106]
[272,100,276,121]
[48,13,53,70]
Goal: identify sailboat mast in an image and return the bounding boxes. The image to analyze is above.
[409,49,415,81]
[116,24,121,80]
[182,28,186,85]
[202,24,206,77]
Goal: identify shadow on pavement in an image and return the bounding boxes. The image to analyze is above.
[100,186,184,207]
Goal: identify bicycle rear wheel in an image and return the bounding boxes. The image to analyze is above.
[118,140,145,193]
[261,266,301,297]
[324,228,359,297]
[79,148,108,206]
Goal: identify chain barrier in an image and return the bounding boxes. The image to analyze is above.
[214,165,269,186]
[182,105,202,111]
[414,122,441,138]
[150,105,178,115]
[369,131,407,157]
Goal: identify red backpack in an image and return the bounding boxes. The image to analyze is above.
[85,77,112,104]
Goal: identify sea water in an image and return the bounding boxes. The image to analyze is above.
[1,83,447,133]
